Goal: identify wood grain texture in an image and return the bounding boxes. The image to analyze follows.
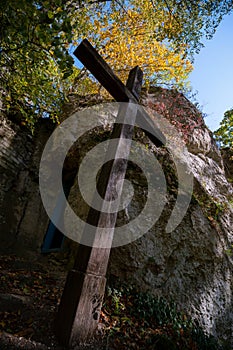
[56,62,143,345]
[74,39,165,147]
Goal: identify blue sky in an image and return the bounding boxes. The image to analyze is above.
[190,13,233,132]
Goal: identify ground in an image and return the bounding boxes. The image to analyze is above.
[0,254,228,350]
[0,254,107,350]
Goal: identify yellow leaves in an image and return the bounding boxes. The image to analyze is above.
[100,30,112,40]
[79,2,192,89]
[94,19,101,30]
[55,7,62,14]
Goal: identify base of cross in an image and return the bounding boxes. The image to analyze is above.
[55,270,106,347]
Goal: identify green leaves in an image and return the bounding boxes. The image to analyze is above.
[101,279,225,350]
[0,0,74,127]
[47,10,54,19]
[1,0,233,128]
[214,108,233,149]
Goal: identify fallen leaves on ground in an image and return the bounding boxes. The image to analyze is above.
[0,254,66,349]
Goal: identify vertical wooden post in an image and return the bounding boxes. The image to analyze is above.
[55,62,143,347]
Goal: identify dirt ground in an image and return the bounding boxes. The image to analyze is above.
[0,254,107,350]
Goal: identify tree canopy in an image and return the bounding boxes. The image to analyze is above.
[214,108,233,149]
[1,0,233,127]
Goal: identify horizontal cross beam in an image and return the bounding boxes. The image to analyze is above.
[74,39,166,147]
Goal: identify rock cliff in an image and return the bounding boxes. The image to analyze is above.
[116,89,233,346]
[65,88,233,346]
[1,87,233,346]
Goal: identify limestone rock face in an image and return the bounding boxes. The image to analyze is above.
[0,116,33,251]
[108,90,233,345]
[66,90,233,346]
[0,116,54,253]
[221,148,233,182]
[1,88,233,346]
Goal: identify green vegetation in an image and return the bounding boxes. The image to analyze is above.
[101,278,229,349]
[214,108,233,149]
[193,193,226,220]
[1,0,233,128]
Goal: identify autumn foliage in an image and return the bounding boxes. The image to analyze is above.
[1,0,233,128]
[84,6,193,88]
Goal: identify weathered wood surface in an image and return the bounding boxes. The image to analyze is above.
[74,39,165,147]
[55,60,143,347]
[74,76,142,277]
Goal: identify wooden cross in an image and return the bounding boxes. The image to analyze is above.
[55,39,165,348]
